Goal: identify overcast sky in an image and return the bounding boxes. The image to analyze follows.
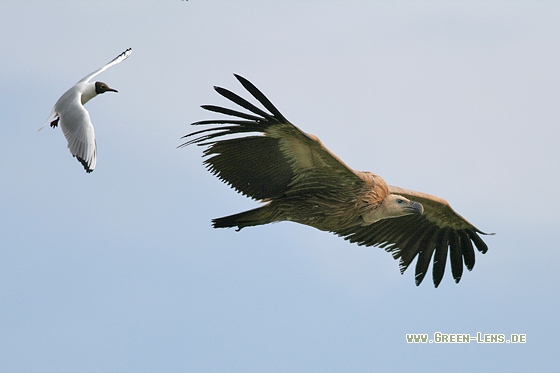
[1,1,559,372]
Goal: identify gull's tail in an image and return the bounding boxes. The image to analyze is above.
[38,107,57,132]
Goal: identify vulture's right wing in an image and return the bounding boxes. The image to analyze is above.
[336,186,492,287]
[181,74,365,201]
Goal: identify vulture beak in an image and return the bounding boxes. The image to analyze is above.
[404,201,424,215]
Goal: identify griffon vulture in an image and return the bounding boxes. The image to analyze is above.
[182,74,492,287]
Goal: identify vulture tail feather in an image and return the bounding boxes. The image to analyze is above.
[212,206,274,231]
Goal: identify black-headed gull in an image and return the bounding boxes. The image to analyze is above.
[42,48,132,173]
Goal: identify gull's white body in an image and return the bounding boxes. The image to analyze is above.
[43,48,132,172]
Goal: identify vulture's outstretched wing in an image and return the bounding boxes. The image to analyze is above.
[181,74,366,200]
[336,186,492,287]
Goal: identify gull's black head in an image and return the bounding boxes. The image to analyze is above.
[95,81,118,94]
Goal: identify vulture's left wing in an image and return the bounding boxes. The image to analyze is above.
[336,186,493,287]
[181,74,366,201]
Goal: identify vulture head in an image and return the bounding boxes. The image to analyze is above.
[362,194,423,225]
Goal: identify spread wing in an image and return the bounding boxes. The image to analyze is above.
[78,48,132,84]
[336,185,493,287]
[59,101,97,173]
[181,74,366,201]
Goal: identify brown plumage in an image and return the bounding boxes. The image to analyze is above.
[182,74,493,287]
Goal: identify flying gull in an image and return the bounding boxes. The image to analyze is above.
[42,48,132,173]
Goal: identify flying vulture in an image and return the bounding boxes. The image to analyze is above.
[182,74,492,287]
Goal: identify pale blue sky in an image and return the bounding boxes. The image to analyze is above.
[1,1,559,372]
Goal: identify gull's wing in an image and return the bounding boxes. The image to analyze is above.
[59,101,97,173]
[336,185,492,287]
[78,48,132,84]
[181,74,365,201]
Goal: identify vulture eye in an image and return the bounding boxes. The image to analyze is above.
[397,199,403,204]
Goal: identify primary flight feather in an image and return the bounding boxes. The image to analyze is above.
[182,74,493,287]
[42,48,132,173]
